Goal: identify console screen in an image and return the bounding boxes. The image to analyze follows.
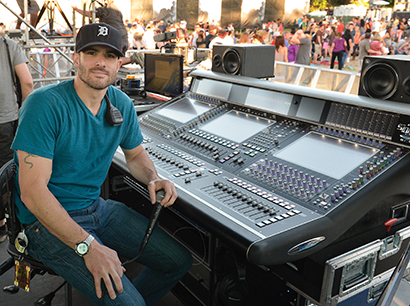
[296,97,326,122]
[245,88,293,115]
[193,78,232,100]
[274,132,376,179]
[200,110,271,143]
[156,98,213,123]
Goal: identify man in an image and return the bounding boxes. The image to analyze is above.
[313,24,324,63]
[16,0,40,29]
[73,0,128,54]
[291,30,312,66]
[205,25,217,48]
[209,28,229,49]
[358,32,382,71]
[157,20,166,33]
[396,35,409,55]
[283,31,290,48]
[141,24,156,50]
[190,23,203,47]
[11,23,192,305]
[0,32,33,242]
[337,17,344,34]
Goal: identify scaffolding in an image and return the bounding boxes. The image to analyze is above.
[0,0,101,88]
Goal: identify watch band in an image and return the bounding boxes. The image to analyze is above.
[83,234,95,246]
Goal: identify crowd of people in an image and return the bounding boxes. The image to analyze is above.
[117,15,410,72]
[3,0,410,73]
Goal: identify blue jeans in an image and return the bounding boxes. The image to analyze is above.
[24,198,192,306]
[341,51,349,68]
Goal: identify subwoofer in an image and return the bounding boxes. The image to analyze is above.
[212,45,275,78]
[358,55,410,103]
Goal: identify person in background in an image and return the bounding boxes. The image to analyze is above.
[352,26,362,60]
[282,31,290,48]
[238,32,250,44]
[72,0,142,66]
[141,24,156,50]
[337,18,344,34]
[329,31,346,70]
[153,28,165,49]
[225,29,235,44]
[369,33,384,55]
[157,20,166,33]
[72,0,128,53]
[287,40,299,63]
[358,32,382,71]
[196,29,206,48]
[277,19,284,34]
[341,28,353,68]
[382,26,394,55]
[16,0,40,29]
[252,29,268,45]
[0,31,34,242]
[312,24,324,63]
[275,36,288,62]
[395,35,409,54]
[322,26,331,59]
[205,25,217,48]
[291,30,311,65]
[209,28,229,49]
[131,32,143,50]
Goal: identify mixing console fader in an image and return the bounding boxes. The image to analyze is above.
[113,71,410,266]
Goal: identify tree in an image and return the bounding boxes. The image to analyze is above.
[310,0,328,11]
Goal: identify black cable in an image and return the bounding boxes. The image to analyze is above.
[99,190,165,306]
[121,190,165,266]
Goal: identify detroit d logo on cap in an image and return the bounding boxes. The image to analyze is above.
[97,25,109,36]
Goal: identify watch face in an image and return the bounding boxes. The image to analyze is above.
[77,242,88,255]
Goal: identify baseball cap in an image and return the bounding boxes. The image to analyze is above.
[76,23,124,57]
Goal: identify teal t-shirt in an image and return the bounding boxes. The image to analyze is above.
[11,80,143,224]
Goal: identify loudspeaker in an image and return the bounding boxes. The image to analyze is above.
[358,55,410,103]
[212,45,275,78]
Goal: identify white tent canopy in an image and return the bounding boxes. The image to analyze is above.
[372,0,390,5]
[308,10,327,16]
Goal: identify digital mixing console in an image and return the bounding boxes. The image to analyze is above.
[113,70,410,266]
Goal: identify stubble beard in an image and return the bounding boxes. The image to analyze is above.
[77,60,116,91]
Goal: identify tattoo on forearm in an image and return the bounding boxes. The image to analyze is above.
[24,153,38,169]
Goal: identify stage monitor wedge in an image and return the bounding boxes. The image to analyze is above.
[359,55,410,103]
[212,44,275,78]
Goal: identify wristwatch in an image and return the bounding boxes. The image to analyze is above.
[75,234,95,257]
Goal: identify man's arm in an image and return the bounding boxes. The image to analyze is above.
[366,46,382,55]
[17,150,124,300]
[71,5,91,17]
[291,35,300,45]
[123,144,178,206]
[14,62,33,102]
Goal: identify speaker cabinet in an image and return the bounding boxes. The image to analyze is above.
[358,55,410,103]
[212,45,275,78]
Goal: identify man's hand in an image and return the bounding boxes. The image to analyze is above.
[147,179,178,207]
[84,241,126,299]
